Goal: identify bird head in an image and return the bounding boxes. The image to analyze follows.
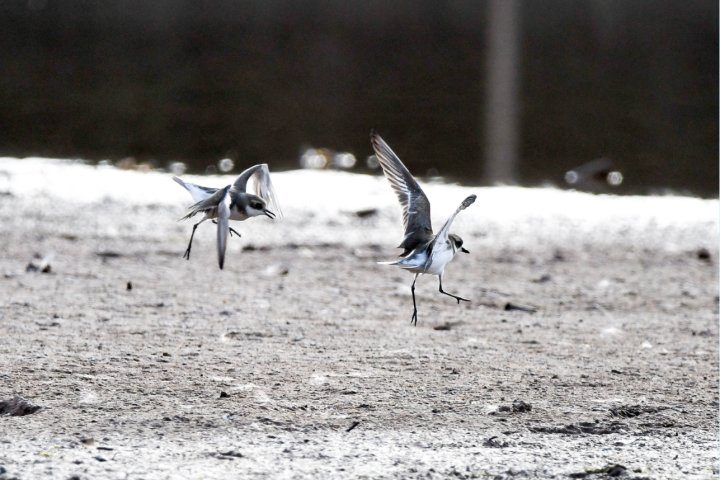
[245,194,276,219]
[449,233,469,254]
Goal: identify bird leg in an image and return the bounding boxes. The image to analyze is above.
[410,274,419,326]
[183,221,202,260]
[438,275,470,304]
[212,220,241,238]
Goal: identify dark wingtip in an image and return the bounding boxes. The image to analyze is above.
[462,195,477,209]
[370,129,381,145]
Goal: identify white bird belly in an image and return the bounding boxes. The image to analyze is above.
[386,245,455,275]
[425,247,455,275]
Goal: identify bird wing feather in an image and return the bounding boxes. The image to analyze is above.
[370,131,433,251]
[434,195,477,244]
[232,164,283,219]
[419,195,475,272]
[216,189,231,270]
[172,176,218,203]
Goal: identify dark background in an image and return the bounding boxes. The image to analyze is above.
[0,0,717,196]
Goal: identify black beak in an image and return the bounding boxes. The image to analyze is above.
[264,210,276,219]
[461,247,470,254]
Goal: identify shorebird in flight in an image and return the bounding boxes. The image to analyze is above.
[371,131,476,325]
[173,164,281,269]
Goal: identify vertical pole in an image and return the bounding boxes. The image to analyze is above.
[483,0,520,184]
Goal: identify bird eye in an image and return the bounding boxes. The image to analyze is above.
[252,202,262,209]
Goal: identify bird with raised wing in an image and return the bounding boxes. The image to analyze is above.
[371,131,476,325]
[173,164,282,269]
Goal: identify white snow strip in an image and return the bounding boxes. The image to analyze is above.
[0,157,716,250]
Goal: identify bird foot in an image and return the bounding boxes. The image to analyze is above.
[212,221,241,238]
[440,288,470,304]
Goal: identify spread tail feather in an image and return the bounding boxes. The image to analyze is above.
[377,259,422,270]
[173,176,219,203]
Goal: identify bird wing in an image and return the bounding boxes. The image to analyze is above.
[420,195,475,272]
[172,176,218,203]
[179,185,230,220]
[232,164,283,219]
[370,131,433,251]
[434,195,477,244]
[216,189,231,270]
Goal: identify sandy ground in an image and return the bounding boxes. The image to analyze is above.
[0,160,718,479]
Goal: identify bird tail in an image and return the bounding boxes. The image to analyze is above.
[377,259,421,270]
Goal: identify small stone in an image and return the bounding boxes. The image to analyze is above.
[353,208,378,218]
[483,436,511,448]
[504,302,537,313]
[607,464,627,477]
[697,248,711,261]
[512,400,532,413]
[261,264,289,277]
[218,450,243,458]
[25,254,53,273]
[0,396,41,416]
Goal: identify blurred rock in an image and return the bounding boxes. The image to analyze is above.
[0,396,41,416]
[351,208,378,219]
[25,254,52,273]
[483,436,511,448]
[697,248,711,261]
[532,274,551,283]
[261,264,289,277]
[504,302,537,313]
[96,251,122,258]
[512,400,532,412]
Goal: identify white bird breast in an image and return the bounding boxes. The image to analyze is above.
[425,244,455,275]
[394,242,455,275]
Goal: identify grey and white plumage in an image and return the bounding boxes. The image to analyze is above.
[371,131,476,325]
[173,163,282,269]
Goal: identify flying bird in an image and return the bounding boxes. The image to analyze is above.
[371,131,476,325]
[173,164,281,269]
